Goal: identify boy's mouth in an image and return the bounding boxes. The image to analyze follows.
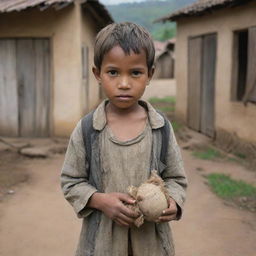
[116,95,133,100]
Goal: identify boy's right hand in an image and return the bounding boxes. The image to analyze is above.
[88,192,138,227]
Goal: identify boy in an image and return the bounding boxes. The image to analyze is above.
[61,22,187,256]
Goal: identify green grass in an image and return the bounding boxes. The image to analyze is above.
[192,147,223,160]
[148,96,181,132]
[148,96,176,104]
[234,152,247,159]
[207,173,256,199]
[171,121,182,132]
[228,157,241,163]
[156,106,175,113]
[227,151,247,166]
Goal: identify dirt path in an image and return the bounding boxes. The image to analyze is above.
[0,148,256,256]
[0,155,80,256]
[172,150,256,256]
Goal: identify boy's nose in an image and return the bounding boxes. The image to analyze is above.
[118,76,131,89]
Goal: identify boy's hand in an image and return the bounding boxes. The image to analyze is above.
[88,192,138,227]
[157,197,177,223]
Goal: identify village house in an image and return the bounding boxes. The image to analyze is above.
[154,39,175,79]
[156,0,256,157]
[0,0,113,137]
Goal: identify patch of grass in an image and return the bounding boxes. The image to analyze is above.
[171,121,182,132]
[227,152,247,165]
[149,96,176,104]
[228,157,241,163]
[192,147,223,160]
[234,152,247,159]
[207,173,256,199]
[156,106,175,113]
[148,96,182,134]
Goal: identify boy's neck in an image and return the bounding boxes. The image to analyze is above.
[106,101,143,116]
[105,100,148,141]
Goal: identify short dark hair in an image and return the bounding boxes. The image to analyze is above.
[94,22,155,70]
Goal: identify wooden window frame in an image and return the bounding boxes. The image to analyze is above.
[231,27,256,104]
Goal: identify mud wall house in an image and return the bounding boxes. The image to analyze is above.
[156,0,256,154]
[0,0,113,137]
[154,39,175,79]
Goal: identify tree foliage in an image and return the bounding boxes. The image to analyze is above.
[106,0,196,41]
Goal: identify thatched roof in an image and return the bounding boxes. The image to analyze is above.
[155,0,255,22]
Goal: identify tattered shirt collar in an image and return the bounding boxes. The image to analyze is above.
[93,99,165,131]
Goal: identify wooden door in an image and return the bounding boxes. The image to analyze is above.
[0,40,19,136]
[34,40,51,136]
[0,38,50,137]
[187,34,217,137]
[201,34,217,137]
[188,37,203,131]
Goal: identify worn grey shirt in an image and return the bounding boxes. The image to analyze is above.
[61,100,187,256]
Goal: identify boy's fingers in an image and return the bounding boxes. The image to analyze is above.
[118,193,135,204]
[121,205,139,218]
[118,213,135,225]
[168,198,177,208]
[158,213,177,222]
[162,207,177,216]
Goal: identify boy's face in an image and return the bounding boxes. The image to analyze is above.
[93,45,154,110]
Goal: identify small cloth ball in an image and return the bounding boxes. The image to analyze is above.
[127,171,169,227]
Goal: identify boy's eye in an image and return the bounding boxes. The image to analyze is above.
[107,70,118,76]
[132,70,142,77]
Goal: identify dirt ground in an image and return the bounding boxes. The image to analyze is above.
[0,134,256,256]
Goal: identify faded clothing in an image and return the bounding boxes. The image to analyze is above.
[61,100,187,256]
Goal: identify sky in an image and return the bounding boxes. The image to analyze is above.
[100,0,145,5]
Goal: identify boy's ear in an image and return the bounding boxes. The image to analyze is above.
[147,66,155,84]
[92,66,101,82]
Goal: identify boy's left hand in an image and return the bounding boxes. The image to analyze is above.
[157,197,177,222]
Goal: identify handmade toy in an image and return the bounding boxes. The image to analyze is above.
[127,171,169,227]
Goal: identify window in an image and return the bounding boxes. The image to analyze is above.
[232,27,256,104]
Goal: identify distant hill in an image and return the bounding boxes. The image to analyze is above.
[106,0,197,41]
